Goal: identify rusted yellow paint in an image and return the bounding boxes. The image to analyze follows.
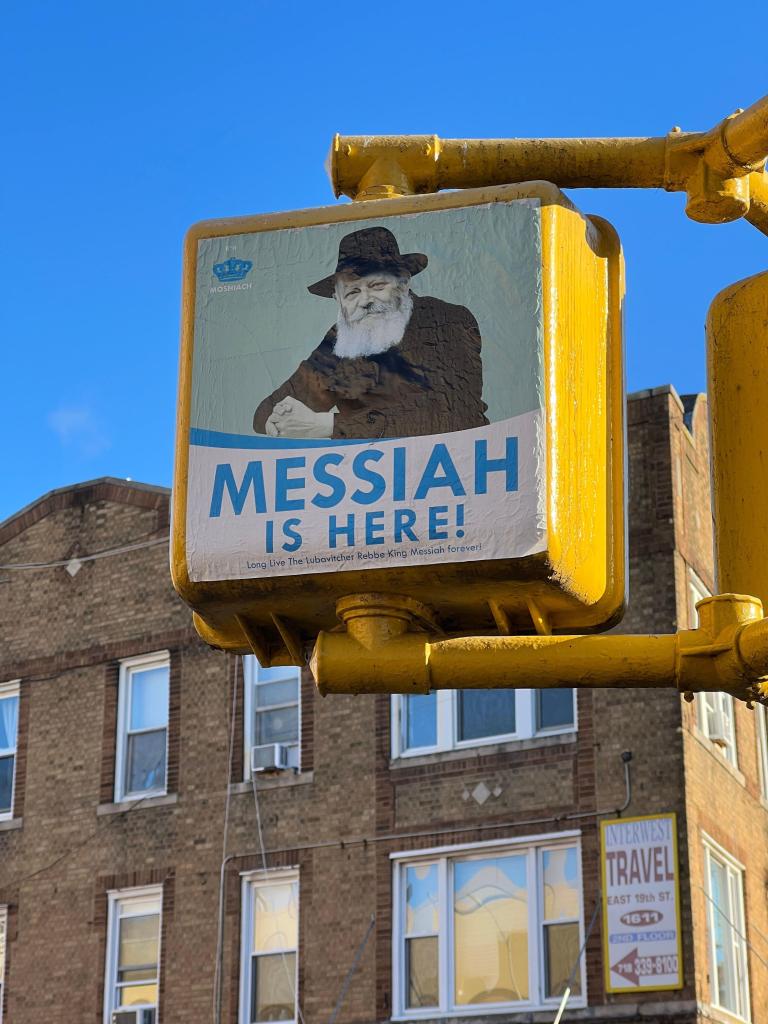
[172,183,625,656]
[305,93,768,705]
[174,91,768,706]
[707,271,768,607]
[331,92,768,231]
[310,592,768,705]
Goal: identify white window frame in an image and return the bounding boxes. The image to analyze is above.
[0,681,20,822]
[239,868,300,1024]
[757,705,768,801]
[689,571,739,767]
[115,652,170,803]
[243,657,301,777]
[688,567,710,629]
[391,832,586,1018]
[0,904,7,1024]
[702,836,750,1021]
[391,688,577,759]
[103,885,163,1024]
[697,689,738,766]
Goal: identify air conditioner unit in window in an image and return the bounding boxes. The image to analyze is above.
[111,1009,155,1024]
[708,708,729,747]
[251,742,290,773]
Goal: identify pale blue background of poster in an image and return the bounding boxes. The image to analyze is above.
[191,200,543,434]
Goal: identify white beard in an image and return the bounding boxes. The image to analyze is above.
[333,291,413,359]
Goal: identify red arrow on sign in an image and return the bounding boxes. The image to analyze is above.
[610,948,639,985]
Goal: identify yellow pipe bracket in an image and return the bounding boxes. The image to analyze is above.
[310,593,768,706]
[330,93,768,231]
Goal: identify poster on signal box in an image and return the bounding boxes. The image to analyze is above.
[186,200,547,582]
[601,813,683,993]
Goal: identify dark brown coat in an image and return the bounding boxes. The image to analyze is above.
[253,294,488,440]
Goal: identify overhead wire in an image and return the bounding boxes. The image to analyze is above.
[250,703,307,1024]
[0,532,167,571]
[213,655,240,1024]
[552,896,601,1023]
[697,882,768,973]
[0,794,149,893]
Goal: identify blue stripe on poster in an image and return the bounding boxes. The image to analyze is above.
[189,428,378,449]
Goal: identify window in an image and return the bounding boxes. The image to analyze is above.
[689,571,738,765]
[757,705,768,800]
[393,837,584,1016]
[0,683,19,819]
[688,567,710,630]
[0,905,6,1024]
[115,654,169,802]
[703,839,750,1020]
[240,872,299,1024]
[393,689,575,757]
[244,657,300,774]
[697,691,737,766]
[104,887,162,1024]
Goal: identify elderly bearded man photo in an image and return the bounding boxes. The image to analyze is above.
[253,226,488,440]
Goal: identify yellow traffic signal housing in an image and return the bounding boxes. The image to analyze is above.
[171,182,625,659]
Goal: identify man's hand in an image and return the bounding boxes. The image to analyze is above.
[265,397,335,438]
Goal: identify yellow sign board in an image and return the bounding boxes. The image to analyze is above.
[171,183,625,658]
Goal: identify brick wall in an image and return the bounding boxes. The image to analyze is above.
[0,383,762,1024]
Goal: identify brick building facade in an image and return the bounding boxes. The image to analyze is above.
[1,385,767,1024]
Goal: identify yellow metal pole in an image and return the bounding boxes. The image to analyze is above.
[721,96,768,171]
[707,270,768,606]
[307,94,768,705]
[310,593,768,704]
[331,134,669,196]
[745,172,768,234]
[330,93,768,231]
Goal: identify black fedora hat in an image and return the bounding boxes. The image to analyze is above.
[308,226,427,298]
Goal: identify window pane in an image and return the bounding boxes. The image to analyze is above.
[759,708,768,797]
[126,729,167,793]
[0,906,7,980]
[119,967,156,982]
[406,864,439,934]
[406,937,438,1008]
[118,914,159,976]
[255,707,299,746]
[537,690,574,730]
[257,665,300,684]
[542,848,579,920]
[404,693,437,749]
[255,678,299,709]
[253,882,298,953]
[457,691,515,742]
[0,756,14,814]
[454,854,528,1004]
[251,952,296,1022]
[704,693,718,737]
[0,696,18,753]
[129,667,169,731]
[709,857,735,1010]
[118,982,158,1006]
[544,922,581,998]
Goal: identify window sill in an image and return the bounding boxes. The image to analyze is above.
[97,793,178,816]
[0,817,22,832]
[391,1001,588,1022]
[393,999,699,1022]
[698,1002,751,1024]
[230,771,313,794]
[391,730,577,768]
[692,728,745,785]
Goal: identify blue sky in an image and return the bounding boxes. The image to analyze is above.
[2,2,766,521]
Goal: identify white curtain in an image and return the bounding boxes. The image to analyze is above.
[0,696,18,753]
